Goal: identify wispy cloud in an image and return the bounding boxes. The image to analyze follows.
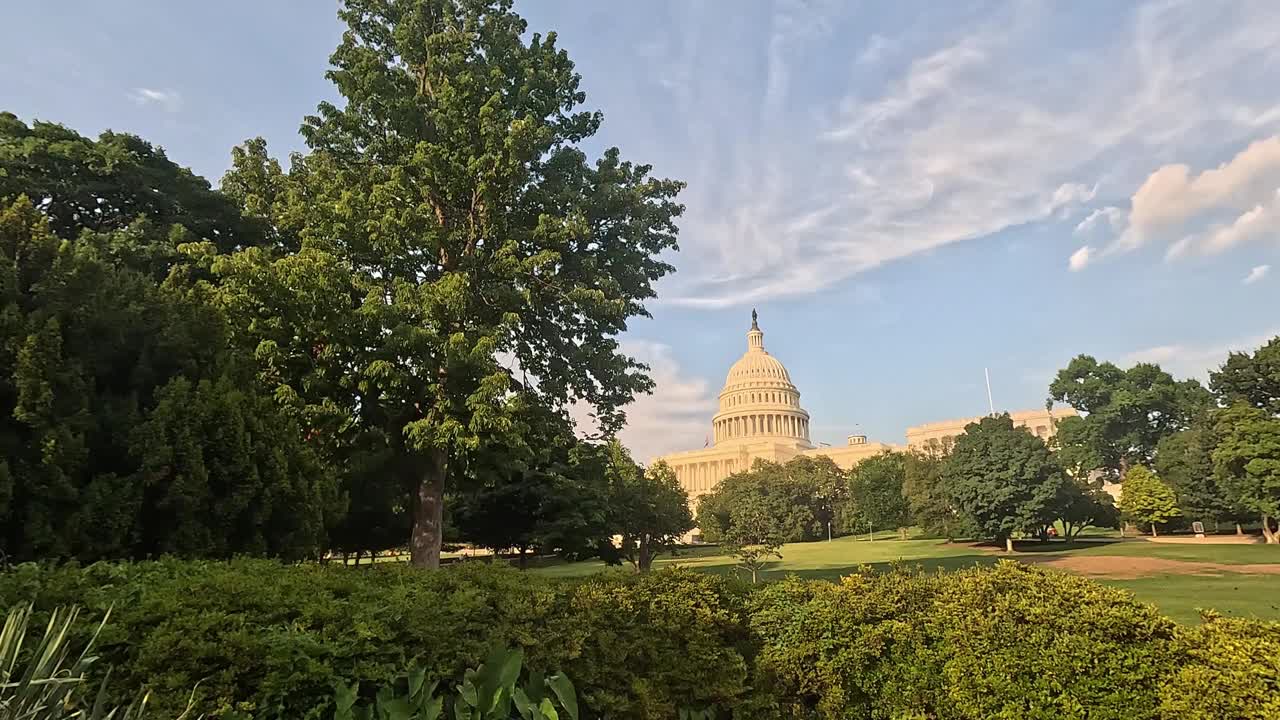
[1121,327,1280,380]
[1068,246,1093,272]
[128,87,182,112]
[650,1,1280,308]
[1244,264,1271,284]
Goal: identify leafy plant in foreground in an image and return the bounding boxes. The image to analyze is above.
[334,647,577,720]
[0,604,192,720]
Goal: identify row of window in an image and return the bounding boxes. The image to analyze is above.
[675,460,735,492]
[724,390,797,407]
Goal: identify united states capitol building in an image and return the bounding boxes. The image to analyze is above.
[656,312,1077,508]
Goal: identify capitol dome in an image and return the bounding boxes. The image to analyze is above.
[711,310,811,446]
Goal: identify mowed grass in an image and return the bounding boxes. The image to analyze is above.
[531,534,1280,624]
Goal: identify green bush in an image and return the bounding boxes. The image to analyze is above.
[1159,612,1280,720]
[0,560,751,720]
[4,559,1280,720]
[749,562,1183,719]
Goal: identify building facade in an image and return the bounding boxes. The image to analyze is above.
[655,312,899,510]
[904,407,1078,449]
[655,312,1079,518]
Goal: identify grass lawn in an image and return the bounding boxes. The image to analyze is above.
[530,534,1280,624]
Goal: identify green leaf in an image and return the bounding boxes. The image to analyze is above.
[538,697,559,720]
[546,673,577,720]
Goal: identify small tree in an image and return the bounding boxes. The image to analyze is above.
[1118,466,1181,536]
[606,447,693,571]
[942,414,1066,552]
[722,497,784,583]
[1058,481,1120,542]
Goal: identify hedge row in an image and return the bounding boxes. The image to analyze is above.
[1,559,1277,719]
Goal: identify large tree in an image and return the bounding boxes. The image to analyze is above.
[843,451,910,539]
[1049,355,1211,481]
[215,0,683,568]
[0,113,267,258]
[1211,336,1280,416]
[605,445,693,572]
[904,437,976,541]
[0,195,340,562]
[1156,424,1247,532]
[1212,404,1280,543]
[942,414,1067,552]
[696,458,844,544]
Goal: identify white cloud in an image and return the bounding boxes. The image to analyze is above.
[1244,264,1271,284]
[643,1,1280,307]
[128,87,182,112]
[1121,327,1280,380]
[570,340,717,464]
[1075,207,1126,235]
[1068,246,1093,271]
[1106,136,1280,257]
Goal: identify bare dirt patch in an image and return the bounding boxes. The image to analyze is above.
[1015,555,1280,580]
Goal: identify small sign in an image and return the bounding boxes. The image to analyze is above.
[1192,521,1205,534]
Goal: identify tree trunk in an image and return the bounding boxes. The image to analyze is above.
[410,450,447,568]
[518,547,529,570]
[637,537,652,572]
[751,566,759,584]
[1264,514,1279,545]
[1236,523,1245,536]
[1151,523,1158,538]
[1004,537,1014,553]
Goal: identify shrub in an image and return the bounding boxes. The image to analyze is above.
[4,559,1280,720]
[0,560,750,720]
[1159,612,1280,720]
[749,562,1181,719]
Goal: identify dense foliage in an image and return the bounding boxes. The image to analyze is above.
[0,136,341,563]
[214,0,684,567]
[4,559,1279,720]
[1119,466,1181,536]
[1049,355,1210,481]
[941,414,1067,551]
[696,457,846,545]
[603,445,694,572]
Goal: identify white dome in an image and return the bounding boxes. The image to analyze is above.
[710,311,811,446]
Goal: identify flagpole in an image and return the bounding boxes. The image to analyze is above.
[985,368,995,415]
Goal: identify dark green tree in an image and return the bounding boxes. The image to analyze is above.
[0,113,267,258]
[1156,424,1248,533]
[903,437,977,540]
[1057,480,1120,542]
[605,446,693,572]
[942,414,1067,552]
[696,458,841,544]
[721,493,784,584]
[1048,355,1211,482]
[843,451,911,539]
[0,196,341,562]
[1211,336,1280,416]
[1212,404,1280,544]
[216,0,684,568]
[451,402,610,564]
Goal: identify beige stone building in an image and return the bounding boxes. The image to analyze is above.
[655,312,1080,519]
[905,407,1078,449]
[655,312,900,510]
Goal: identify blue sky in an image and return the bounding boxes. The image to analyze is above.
[5,1,1280,461]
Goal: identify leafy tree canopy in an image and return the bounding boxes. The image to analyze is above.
[214,0,684,567]
[1212,404,1280,543]
[941,414,1066,551]
[606,446,693,572]
[1117,466,1181,536]
[843,451,910,535]
[1049,355,1211,480]
[1211,336,1280,416]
